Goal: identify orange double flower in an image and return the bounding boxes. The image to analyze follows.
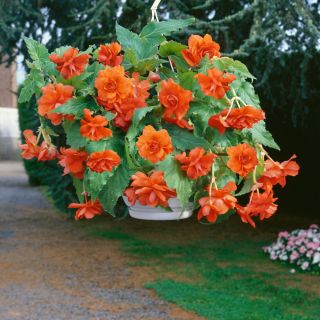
[208,106,265,134]
[98,42,123,67]
[159,79,193,129]
[175,147,217,179]
[125,171,176,207]
[259,155,300,189]
[195,68,236,99]
[38,83,74,126]
[49,47,90,79]
[19,129,58,161]
[227,143,258,177]
[58,147,88,179]
[80,108,112,141]
[95,67,150,130]
[197,182,237,222]
[87,150,121,173]
[236,189,278,228]
[136,125,173,164]
[68,199,103,220]
[182,34,221,67]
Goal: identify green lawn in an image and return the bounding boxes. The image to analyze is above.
[79,210,320,320]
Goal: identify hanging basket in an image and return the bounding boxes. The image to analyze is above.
[123,196,193,221]
[18,0,299,226]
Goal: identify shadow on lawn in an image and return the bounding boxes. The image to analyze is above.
[78,209,319,320]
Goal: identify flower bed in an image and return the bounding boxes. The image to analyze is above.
[264,225,320,273]
[18,18,299,224]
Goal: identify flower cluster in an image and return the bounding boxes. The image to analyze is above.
[19,18,299,223]
[263,225,320,273]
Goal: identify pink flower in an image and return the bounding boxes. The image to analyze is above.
[299,247,307,254]
[278,231,289,238]
[306,250,314,258]
[290,251,299,261]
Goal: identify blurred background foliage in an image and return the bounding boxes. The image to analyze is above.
[1,0,319,212]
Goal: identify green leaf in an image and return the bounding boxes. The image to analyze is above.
[116,23,157,59]
[84,170,114,200]
[86,61,105,85]
[159,41,187,57]
[58,71,93,89]
[102,111,116,121]
[178,71,197,91]
[247,121,280,150]
[44,126,59,137]
[158,67,177,81]
[53,96,99,118]
[98,162,132,215]
[140,18,195,42]
[137,58,166,73]
[188,101,215,135]
[235,164,264,196]
[18,69,45,103]
[123,49,139,69]
[163,123,211,150]
[81,44,96,55]
[53,46,72,56]
[231,79,260,107]
[24,37,55,73]
[213,57,255,80]
[157,156,193,207]
[86,139,111,154]
[169,55,190,72]
[73,177,84,202]
[65,121,87,149]
[126,106,156,141]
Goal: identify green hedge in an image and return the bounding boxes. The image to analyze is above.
[18,90,77,214]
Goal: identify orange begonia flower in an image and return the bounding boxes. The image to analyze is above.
[19,130,41,160]
[182,34,221,67]
[235,188,278,227]
[124,171,176,207]
[68,199,103,220]
[37,142,58,161]
[159,78,193,129]
[175,147,217,179]
[38,83,74,126]
[95,66,133,106]
[80,108,112,141]
[250,190,278,220]
[235,204,256,228]
[259,155,300,189]
[112,72,150,130]
[96,72,150,131]
[49,47,90,79]
[58,147,88,179]
[227,143,258,177]
[87,150,121,173]
[136,125,174,163]
[195,68,236,99]
[197,181,237,222]
[208,106,265,134]
[98,42,123,67]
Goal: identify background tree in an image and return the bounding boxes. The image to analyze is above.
[1,0,319,210]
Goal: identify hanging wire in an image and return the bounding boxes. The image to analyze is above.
[151,0,161,21]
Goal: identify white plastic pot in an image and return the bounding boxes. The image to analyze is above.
[123,196,193,221]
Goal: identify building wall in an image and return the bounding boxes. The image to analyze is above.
[0,62,17,108]
[0,62,19,159]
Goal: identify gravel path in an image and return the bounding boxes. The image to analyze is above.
[0,161,199,320]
